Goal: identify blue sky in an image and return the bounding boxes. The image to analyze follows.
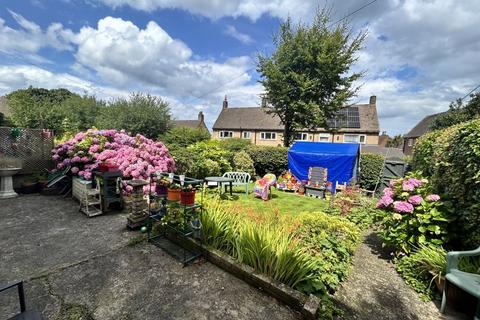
[1,0,480,135]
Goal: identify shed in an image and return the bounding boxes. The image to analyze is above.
[288,142,360,185]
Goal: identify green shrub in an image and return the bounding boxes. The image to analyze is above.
[159,127,210,150]
[375,172,452,254]
[294,212,361,294]
[219,138,251,153]
[232,150,255,177]
[412,118,480,248]
[359,153,385,190]
[186,140,231,178]
[246,145,288,177]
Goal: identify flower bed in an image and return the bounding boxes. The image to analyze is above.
[52,129,175,190]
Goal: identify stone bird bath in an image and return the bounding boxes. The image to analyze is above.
[0,167,21,199]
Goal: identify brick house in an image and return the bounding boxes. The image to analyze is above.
[172,111,209,131]
[212,96,380,146]
[402,112,444,155]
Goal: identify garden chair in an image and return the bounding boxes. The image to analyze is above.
[441,246,480,319]
[304,167,327,198]
[253,173,276,200]
[222,172,251,195]
[0,281,40,319]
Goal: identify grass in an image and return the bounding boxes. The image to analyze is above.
[205,183,333,217]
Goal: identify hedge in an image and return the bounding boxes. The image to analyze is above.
[246,146,288,177]
[359,153,385,191]
[412,118,480,248]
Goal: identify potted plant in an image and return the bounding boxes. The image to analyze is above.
[167,183,181,201]
[155,177,169,196]
[180,184,198,206]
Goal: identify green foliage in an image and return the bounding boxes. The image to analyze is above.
[96,92,171,138]
[412,118,480,248]
[232,150,255,177]
[386,134,403,148]
[201,198,361,297]
[181,140,231,178]
[294,212,361,294]
[218,138,251,153]
[246,145,288,177]
[359,153,385,190]
[430,93,480,130]
[159,127,210,150]
[396,251,437,301]
[257,8,366,146]
[376,173,452,254]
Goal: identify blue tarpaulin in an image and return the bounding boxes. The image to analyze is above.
[288,142,360,184]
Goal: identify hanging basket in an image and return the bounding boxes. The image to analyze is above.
[180,190,196,205]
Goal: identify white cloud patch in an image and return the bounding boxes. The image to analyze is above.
[224,25,254,44]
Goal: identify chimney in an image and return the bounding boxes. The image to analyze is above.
[222,95,228,110]
[369,95,377,105]
[198,111,204,123]
[261,96,267,108]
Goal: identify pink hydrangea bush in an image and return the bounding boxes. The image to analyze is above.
[375,173,451,254]
[52,129,175,190]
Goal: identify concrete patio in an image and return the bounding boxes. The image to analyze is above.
[0,195,299,319]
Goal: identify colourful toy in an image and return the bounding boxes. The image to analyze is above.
[253,174,277,200]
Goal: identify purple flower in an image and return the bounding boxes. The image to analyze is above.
[426,194,440,202]
[402,180,415,192]
[408,195,423,206]
[393,201,414,213]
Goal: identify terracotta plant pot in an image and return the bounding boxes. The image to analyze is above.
[180,191,196,205]
[167,188,181,201]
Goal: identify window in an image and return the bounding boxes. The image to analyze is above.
[407,138,414,147]
[260,132,277,140]
[344,134,367,144]
[318,133,330,142]
[242,131,251,139]
[219,131,233,139]
[294,133,309,141]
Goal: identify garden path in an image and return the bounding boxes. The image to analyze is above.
[333,231,468,320]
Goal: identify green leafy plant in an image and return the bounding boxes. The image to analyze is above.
[159,127,210,150]
[376,173,452,254]
[359,153,385,190]
[246,145,288,177]
[232,150,255,178]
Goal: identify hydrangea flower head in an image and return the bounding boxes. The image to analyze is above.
[426,194,440,202]
[393,201,414,213]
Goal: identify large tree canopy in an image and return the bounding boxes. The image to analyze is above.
[257,9,366,146]
[95,92,172,139]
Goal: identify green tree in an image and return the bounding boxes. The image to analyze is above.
[96,92,171,138]
[386,134,403,148]
[257,8,366,146]
[7,87,76,131]
[430,93,480,130]
[233,150,256,178]
[57,94,103,136]
[159,127,210,150]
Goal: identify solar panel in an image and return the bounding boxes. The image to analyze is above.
[327,106,361,129]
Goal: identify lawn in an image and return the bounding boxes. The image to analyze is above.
[208,183,332,216]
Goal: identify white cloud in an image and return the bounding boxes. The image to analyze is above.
[0,65,127,98]
[224,25,253,44]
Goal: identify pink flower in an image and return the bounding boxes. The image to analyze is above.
[402,180,415,192]
[393,201,414,213]
[408,178,422,187]
[52,154,60,161]
[84,172,92,180]
[71,167,79,174]
[383,187,394,197]
[408,195,423,206]
[376,195,394,208]
[389,180,397,187]
[426,194,440,202]
[71,156,81,163]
